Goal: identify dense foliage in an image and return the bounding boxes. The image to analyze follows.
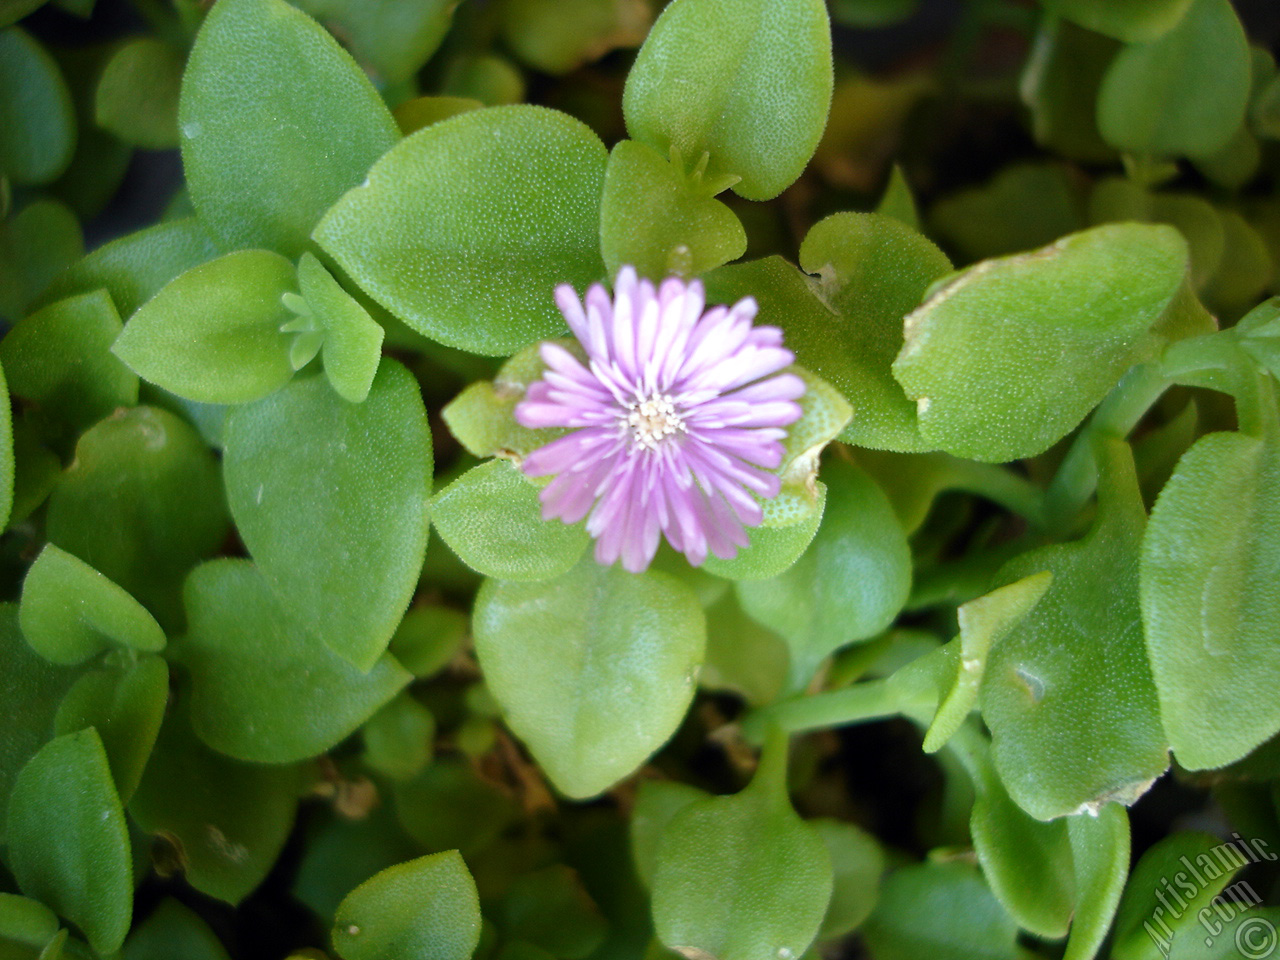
[2,0,1280,958]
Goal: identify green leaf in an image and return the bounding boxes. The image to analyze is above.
[1020,17,1118,165]
[1255,72,1280,140]
[631,780,710,889]
[833,0,918,28]
[922,572,1053,754]
[0,0,47,27]
[622,0,833,201]
[123,900,230,960]
[701,482,827,581]
[112,249,296,405]
[177,559,411,762]
[860,860,1020,960]
[129,694,302,905]
[431,459,589,582]
[928,163,1083,264]
[1088,179,1224,290]
[893,224,1187,463]
[1097,0,1250,159]
[53,654,167,803]
[293,805,419,921]
[392,758,517,857]
[440,54,525,107]
[37,217,218,319]
[332,852,482,960]
[0,362,13,530]
[792,214,953,452]
[0,604,77,845]
[315,105,608,357]
[812,818,882,940]
[599,139,746,282]
[967,747,1074,938]
[0,893,60,954]
[699,590,790,707]
[0,28,75,185]
[875,165,919,229]
[1202,210,1273,320]
[0,198,83,320]
[94,38,183,149]
[442,345,566,461]
[1193,124,1261,190]
[981,439,1169,820]
[180,0,398,257]
[473,557,705,799]
[1,289,137,437]
[287,0,456,85]
[362,693,435,781]
[1063,805,1130,960]
[498,865,609,960]
[45,406,229,629]
[295,253,383,403]
[1111,832,1242,960]
[5,730,131,956]
[1142,429,1280,770]
[501,0,649,75]
[736,457,910,689]
[652,741,833,960]
[1038,0,1191,42]
[223,361,431,670]
[47,46,131,222]
[388,605,469,679]
[393,95,483,135]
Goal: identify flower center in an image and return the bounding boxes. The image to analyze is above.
[624,394,686,450]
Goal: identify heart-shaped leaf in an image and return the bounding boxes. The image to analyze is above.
[981,439,1169,820]
[129,694,302,905]
[623,0,833,201]
[1142,428,1280,770]
[431,459,589,582]
[112,249,296,405]
[332,852,481,960]
[893,224,1187,462]
[5,729,132,956]
[473,558,705,798]
[1097,0,1250,159]
[20,544,165,665]
[177,559,411,763]
[179,0,398,257]
[222,361,431,670]
[53,654,167,802]
[315,106,608,356]
[599,139,746,281]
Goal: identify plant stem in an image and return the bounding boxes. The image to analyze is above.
[947,459,1047,528]
[1044,362,1169,529]
[752,724,792,800]
[743,678,903,742]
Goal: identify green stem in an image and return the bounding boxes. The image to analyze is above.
[743,678,902,742]
[947,459,1047,528]
[752,724,792,800]
[1044,363,1169,529]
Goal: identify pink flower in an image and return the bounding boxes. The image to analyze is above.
[514,267,805,573]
